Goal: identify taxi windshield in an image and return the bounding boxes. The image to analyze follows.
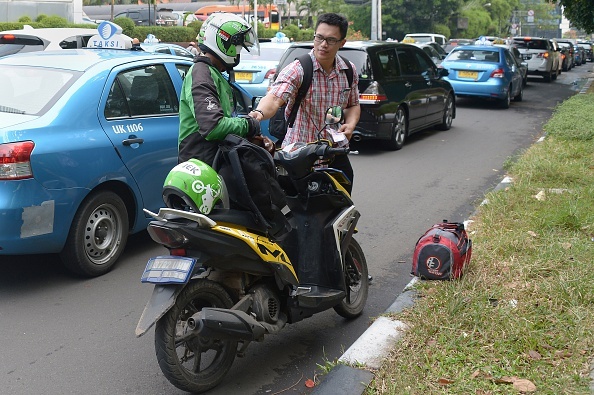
[0,65,78,115]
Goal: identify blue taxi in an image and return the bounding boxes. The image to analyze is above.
[441,39,524,109]
[0,22,261,276]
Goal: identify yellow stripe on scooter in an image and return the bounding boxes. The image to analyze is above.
[212,225,297,279]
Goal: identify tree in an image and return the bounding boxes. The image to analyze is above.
[559,0,594,33]
[483,0,515,36]
[297,0,323,27]
[376,0,462,41]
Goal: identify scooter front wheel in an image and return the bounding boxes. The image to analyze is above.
[334,238,369,318]
[154,279,238,394]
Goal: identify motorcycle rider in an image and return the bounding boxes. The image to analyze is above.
[248,13,361,194]
[178,13,271,166]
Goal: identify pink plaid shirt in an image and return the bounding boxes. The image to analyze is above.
[269,51,359,147]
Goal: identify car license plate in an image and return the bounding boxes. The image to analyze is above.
[235,72,252,81]
[458,70,478,79]
[141,256,197,284]
[522,54,531,60]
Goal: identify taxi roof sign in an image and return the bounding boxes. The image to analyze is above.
[87,21,131,49]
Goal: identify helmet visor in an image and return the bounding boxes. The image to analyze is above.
[243,27,260,56]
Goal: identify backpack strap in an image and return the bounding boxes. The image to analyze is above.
[339,54,354,88]
[286,54,313,128]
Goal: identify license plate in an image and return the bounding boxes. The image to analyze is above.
[458,70,478,79]
[141,256,196,284]
[522,54,531,60]
[235,72,253,81]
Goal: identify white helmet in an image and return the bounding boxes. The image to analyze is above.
[197,12,260,68]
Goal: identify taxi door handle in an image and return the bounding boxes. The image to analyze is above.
[123,138,144,146]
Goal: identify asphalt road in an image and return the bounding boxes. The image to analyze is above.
[1,64,591,395]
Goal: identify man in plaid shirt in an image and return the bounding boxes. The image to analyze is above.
[249,13,361,194]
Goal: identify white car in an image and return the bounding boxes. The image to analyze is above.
[0,26,113,57]
[512,36,561,82]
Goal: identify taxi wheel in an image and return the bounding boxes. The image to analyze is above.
[499,88,511,109]
[60,191,129,277]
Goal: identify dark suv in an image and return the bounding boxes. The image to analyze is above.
[272,41,455,150]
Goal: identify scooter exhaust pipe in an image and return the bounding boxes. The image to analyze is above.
[187,308,266,341]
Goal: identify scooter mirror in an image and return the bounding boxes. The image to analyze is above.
[324,106,343,125]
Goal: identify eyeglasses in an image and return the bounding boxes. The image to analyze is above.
[313,34,342,46]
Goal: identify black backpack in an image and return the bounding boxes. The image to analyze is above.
[269,54,354,141]
[212,134,290,239]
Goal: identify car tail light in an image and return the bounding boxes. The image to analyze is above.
[537,52,549,59]
[490,68,505,78]
[264,68,276,80]
[0,34,16,42]
[359,81,387,104]
[0,141,34,180]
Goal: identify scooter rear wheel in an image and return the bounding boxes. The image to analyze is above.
[334,238,369,318]
[154,279,238,393]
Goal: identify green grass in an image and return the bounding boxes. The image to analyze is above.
[366,90,594,395]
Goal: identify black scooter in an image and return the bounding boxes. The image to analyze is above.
[135,107,368,393]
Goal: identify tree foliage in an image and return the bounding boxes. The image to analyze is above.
[559,0,594,33]
[378,0,462,40]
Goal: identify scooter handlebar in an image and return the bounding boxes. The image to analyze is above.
[325,146,350,156]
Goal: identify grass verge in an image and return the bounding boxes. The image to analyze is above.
[366,88,594,394]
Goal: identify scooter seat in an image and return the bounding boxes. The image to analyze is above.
[209,208,268,233]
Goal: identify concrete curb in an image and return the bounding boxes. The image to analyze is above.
[311,278,418,395]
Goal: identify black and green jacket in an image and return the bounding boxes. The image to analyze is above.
[178,56,250,166]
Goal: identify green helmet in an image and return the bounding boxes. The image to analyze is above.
[162,159,229,214]
[196,12,259,67]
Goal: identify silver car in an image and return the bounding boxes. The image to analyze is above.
[512,36,561,82]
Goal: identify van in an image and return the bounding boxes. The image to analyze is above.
[403,33,447,46]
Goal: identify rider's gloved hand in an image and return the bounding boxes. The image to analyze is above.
[242,115,261,138]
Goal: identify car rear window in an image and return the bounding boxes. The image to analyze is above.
[0,34,46,56]
[338,48,371,79]
[513,39,548,50]
[447,49,500,62]
[0,65,78,115]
